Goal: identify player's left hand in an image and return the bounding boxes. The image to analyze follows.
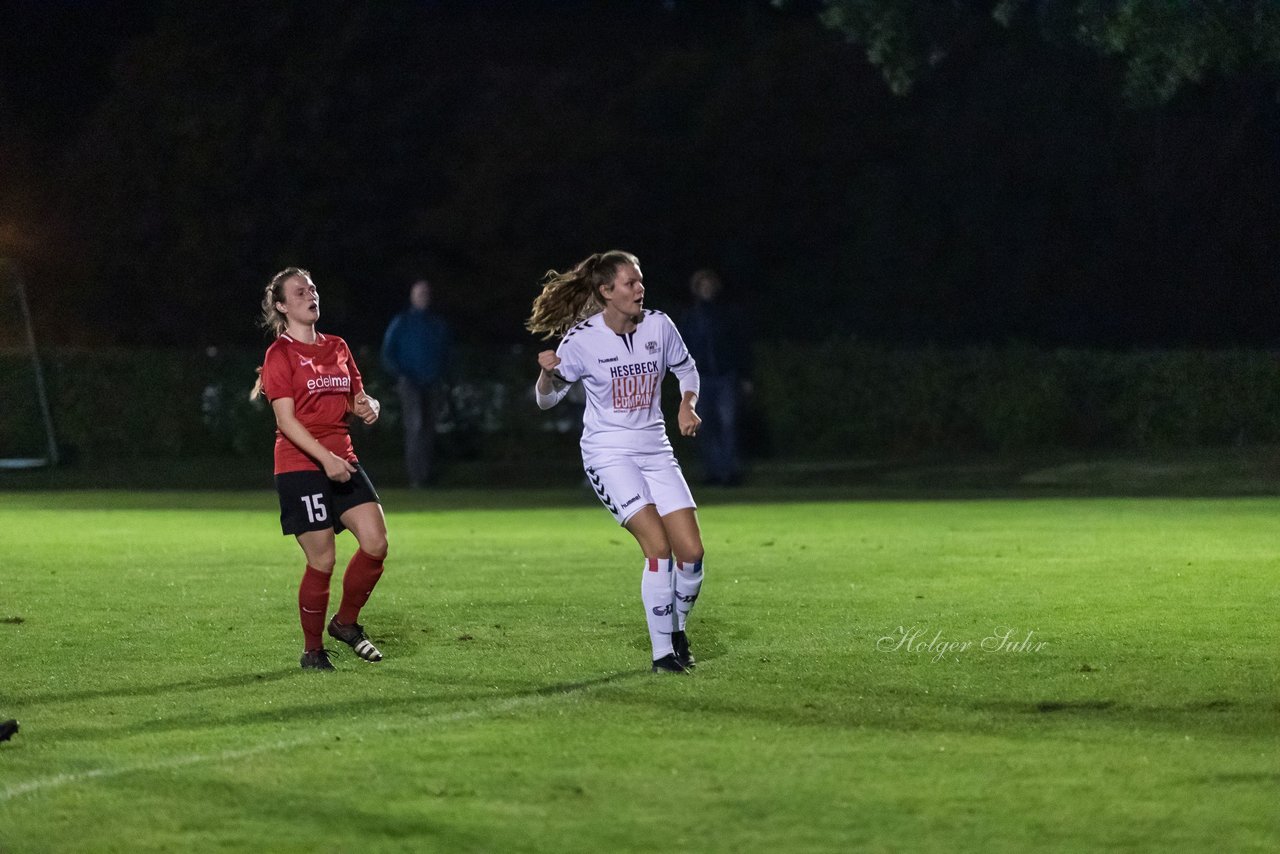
[353,393,380,425]
[678,401,701,438]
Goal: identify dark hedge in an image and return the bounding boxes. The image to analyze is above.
[3,343,1278,464]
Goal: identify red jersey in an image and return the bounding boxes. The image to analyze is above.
[260,332,364,474]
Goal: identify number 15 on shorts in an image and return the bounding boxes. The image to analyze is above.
[301,493,328,523]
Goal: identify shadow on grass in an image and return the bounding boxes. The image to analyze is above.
[973,697,1257,716]
[25,615,733,744]
[19,668,302,705]
[200,775,494,851]
[624,619,728,666]
[1030,699,1117,713]
[607,679,1277,740]
[40,668,644,743]
[1185,772,1280,785]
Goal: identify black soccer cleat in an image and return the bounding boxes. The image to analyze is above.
[300,648,336,671]
[327,617,383,662]
[672,630,696,670]
[0,719,18,742]
[651,653,690,674]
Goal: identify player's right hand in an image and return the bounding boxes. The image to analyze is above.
[537,350,561,373]
[323,453,356,483]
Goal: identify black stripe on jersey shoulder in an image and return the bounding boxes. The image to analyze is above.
[643,309,667,317]
[562,318,594,340]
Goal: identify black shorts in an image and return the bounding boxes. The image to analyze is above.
[276,463,380,536]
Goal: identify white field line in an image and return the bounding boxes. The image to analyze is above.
[1,685,603,803]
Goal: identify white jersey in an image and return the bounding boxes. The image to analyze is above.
[545,310,699,462]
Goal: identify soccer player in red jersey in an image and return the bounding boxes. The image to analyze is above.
[252,267,389,670]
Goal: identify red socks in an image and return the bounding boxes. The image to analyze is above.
[298,551,386,650]
[298,565,331,651]
[336,549,385,625]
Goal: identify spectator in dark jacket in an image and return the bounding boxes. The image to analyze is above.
[681,268,751,486]
[381,279,451,487]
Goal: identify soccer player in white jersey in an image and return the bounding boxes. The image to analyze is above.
[527,250,705,673]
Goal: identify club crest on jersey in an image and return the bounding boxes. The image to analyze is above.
[645,340,659,354]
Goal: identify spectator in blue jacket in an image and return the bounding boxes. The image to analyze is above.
[681,268,752,486]
[381,279,451,487]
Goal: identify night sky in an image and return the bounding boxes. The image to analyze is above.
[3,0,1279,350]
[2,3,143,130]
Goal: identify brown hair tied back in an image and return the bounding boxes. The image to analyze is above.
[525,251,638,339]
[250,266,311,399]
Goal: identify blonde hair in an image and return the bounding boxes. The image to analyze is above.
[525,251,639,339]
[251,267,312,399]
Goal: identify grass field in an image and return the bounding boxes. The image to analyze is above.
[1,487,1277,852]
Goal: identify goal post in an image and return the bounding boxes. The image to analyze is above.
[0,257,58,469]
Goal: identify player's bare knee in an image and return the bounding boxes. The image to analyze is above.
[639,533,671,560]
[675,545,704,565]
[360,533,388,560]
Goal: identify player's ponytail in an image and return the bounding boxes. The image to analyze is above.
[525,250,638,339]
[252,267,311,399]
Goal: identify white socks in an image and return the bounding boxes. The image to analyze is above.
[674,559,703,631]
[640,557,675,659]
[641,557,705,659]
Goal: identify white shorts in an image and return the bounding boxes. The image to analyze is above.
[585,452,696,526]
